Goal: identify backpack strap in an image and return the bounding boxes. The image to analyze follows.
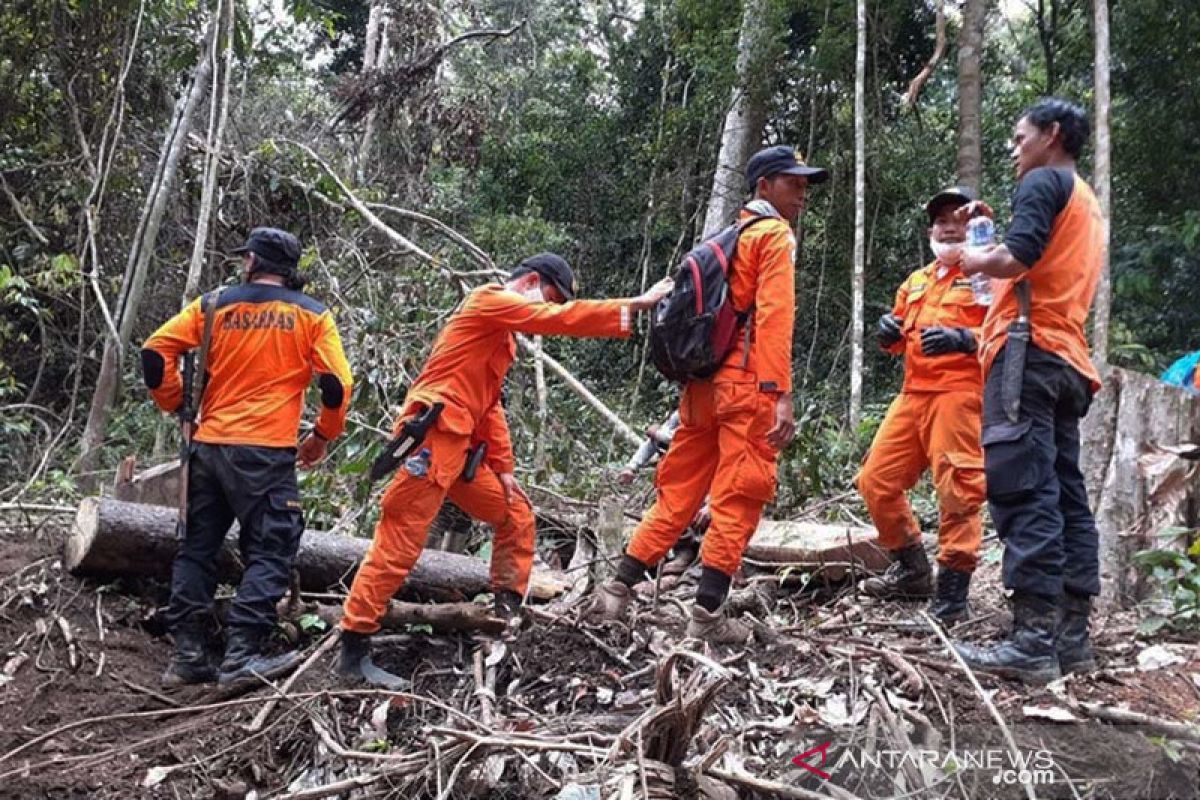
[727,213,779,368]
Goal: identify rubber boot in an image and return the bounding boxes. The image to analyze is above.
[1056,591,1096,674]
[928,567,972,625]
[217,626,300,687]
[954,593,1062,685]
[336,630,407,690]
[685,604,752,645]
[161,622,216,687]
[861,542,933,599]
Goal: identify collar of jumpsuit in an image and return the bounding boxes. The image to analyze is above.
[888,260,988,395]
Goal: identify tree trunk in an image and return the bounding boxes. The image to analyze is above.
[956,0,987,193]
[1079,366,1200,608]
[356,0,390,183]
[301,600,505,635]
[77,15,217,491]
[701,0,772,237]
[1091,0,1112,363]
[182,0,236,305]
[66,497,566,601]
[850,0,866,430]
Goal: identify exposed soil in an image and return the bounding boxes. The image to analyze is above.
[2,519,1199,799]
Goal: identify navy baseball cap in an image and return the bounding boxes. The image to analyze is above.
[924,187,976,223]
[510,253,578,301]
[231,227,302,270]
[745,145,829,190]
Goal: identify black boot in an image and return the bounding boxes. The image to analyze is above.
[217,627,300,687]
[1056,591,1096,674]
[493,589,523,622]
[861,543,933,599]
[954,593,1062,685]
[337,630,408,689]
[929,567,972,625]
[162,622,216,687]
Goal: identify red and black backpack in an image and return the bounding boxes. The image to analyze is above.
[649,214,770,382]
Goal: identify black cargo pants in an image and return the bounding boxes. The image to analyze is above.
[982,344,1100,599]
[165,443,304,633]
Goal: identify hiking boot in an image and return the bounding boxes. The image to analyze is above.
[953,593,1062,685]
[336,630,407,690]
[686,604,752,645]
[1056,591,1096,675]
[217,626,300,687]
[861,543,933,600]
[161,623,216,687]
[582,581,632,622]
[929,567,972,625]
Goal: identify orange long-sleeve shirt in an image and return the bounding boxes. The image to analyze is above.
[141,283,353,447]
[713,209,797,394]
[886,261,987,393]
[401,285,633,474]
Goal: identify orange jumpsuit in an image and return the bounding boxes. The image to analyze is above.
[342,285,633,634]
[625,210,796,577]
[856,262,987,571]
[142,284,353,444]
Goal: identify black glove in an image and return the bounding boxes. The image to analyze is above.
[876,313,904,349]
[920,326,976,356]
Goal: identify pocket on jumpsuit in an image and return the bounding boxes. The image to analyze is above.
[717,384,777,503]
[265,489,305,555]
[733,441,778,502]
[937,451,985,515]
[980,419,1038,502]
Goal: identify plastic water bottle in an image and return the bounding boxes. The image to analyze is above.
[966,217,995,306]
[404,447,432,478]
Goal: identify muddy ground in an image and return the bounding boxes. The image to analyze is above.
[1,516,1199,799]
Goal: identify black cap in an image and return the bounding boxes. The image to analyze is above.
[924,187,976,223]
[231,227,302,272]
[745,145,829,190]
[510,253,578,301]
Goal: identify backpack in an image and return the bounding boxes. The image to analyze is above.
[1161,351,1200,395]
[649,214,771,382]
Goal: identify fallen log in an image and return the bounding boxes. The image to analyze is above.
[67,497,566,602]
[289,599,507,635]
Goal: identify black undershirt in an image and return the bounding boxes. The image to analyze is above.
[1003,166,1075,269]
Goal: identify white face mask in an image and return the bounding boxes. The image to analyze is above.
[930,238,964,265]
[521,284,545,303]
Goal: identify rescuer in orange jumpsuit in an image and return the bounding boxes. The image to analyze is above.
[142,227,353,687]
[589,145,828,644]
[856,188,988,624]
[338,254,673,688]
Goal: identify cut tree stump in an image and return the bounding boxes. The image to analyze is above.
[1080,365,1200,606]
[743,520,888,581]
[66,497,566,602]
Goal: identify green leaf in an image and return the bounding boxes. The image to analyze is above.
[298,613,327,633]
[1137,616,1171,636]
[405,623,433,635]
